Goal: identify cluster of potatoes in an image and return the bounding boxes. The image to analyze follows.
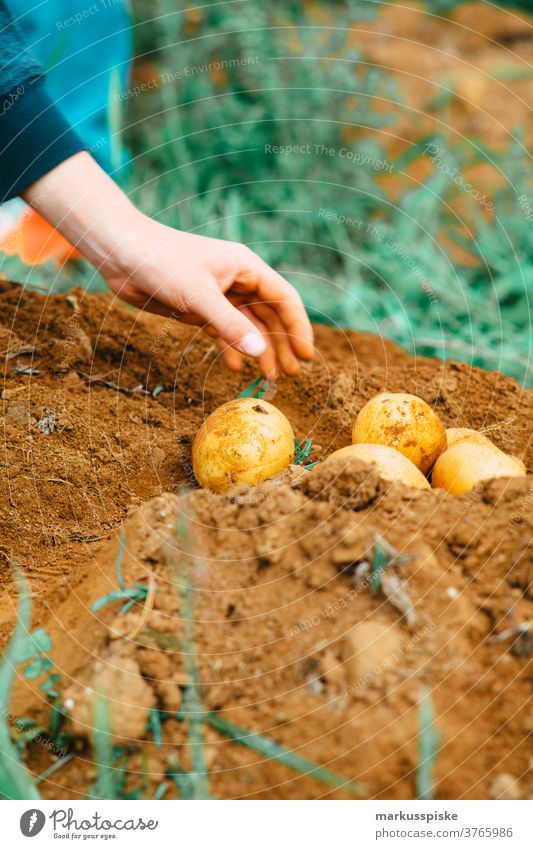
[330,392,526,493]
[192,393,526,495]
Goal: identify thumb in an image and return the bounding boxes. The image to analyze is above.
[199,287,266,358]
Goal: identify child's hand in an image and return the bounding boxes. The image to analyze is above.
[103,220,314,379]
[23,153,314,379]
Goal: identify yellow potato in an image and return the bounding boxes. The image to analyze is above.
[445,427,496,451]
[445,427,526,472]
[325,443,431,490]
[192,398,295,493]
[432,443,526,495]
[352,392,446,474]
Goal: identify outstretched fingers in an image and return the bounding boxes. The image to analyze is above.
[233,249,314,361]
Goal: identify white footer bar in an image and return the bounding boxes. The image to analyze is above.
[3,799,531,848]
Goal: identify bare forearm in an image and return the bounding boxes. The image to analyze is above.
[22,151,143,274]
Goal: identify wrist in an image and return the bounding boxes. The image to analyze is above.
[23,152,144,273]
[93,207,151,279]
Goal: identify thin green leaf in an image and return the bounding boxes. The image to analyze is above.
[152,780,169,800]
[171,512,209,800]
[237,377,269,399]
[416,689,441,801]
[294,437,317,468]
[92,696,117,800]
[14,718,37,731]
[0,573,40,799]
[206,712,363,795]
[148,709,163,749]
[115,530,127,592]
[23,659,44,680]
[370,539,390,595]
[30,629,53,655]
[34,753,74,785]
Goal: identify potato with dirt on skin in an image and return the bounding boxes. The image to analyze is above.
[326,443,431,490]
[432,442,526,495]
[445,427,526,471]
[445,427,495,451]
[352,392,446,475]
[192,398,295,493]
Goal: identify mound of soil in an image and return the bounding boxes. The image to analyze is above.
[0,282,531,800]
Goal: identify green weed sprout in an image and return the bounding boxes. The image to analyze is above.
[370,539,391,595]
[294,437,317,470]
[91,531,151,615]
[416,689,441,800]
[236,376,270,399]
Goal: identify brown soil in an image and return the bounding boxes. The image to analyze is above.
[1,282,532,800]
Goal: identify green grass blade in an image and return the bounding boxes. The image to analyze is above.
[115,530,127,592]
[206,712,363,795]
[0,573,40,800]
[152,780,169,800]
[34,753,73,786]
[416,689,441,800]
[92,696,117,800]
[237,377,269,399]
[171,512,209,800]
[148,708,163,749]
[370,539,390,595]
[91,532,151,614]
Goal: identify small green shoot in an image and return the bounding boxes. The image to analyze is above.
[48,702,70,754]
[370,538,391,595]
[294,437,317,470]
[152,384,164,398]
[91,531,151,615]
[416,689,441,801]
[236,376,270,399]
[16,627,61,699]
[91,584,150,616]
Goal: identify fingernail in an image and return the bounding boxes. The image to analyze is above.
[237,332,266,357]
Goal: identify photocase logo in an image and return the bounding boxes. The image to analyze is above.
[20,809,46,837]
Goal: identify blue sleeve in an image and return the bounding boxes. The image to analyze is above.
[0,1,42,92]
[0,2,85,201]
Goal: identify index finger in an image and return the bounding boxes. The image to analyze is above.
[233,250,314,361]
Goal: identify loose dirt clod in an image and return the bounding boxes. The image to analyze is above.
[343,620,404,687]
[488,773,522,800]
[65,645,155,742]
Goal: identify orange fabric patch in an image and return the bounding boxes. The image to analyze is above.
[0,208,80,266]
